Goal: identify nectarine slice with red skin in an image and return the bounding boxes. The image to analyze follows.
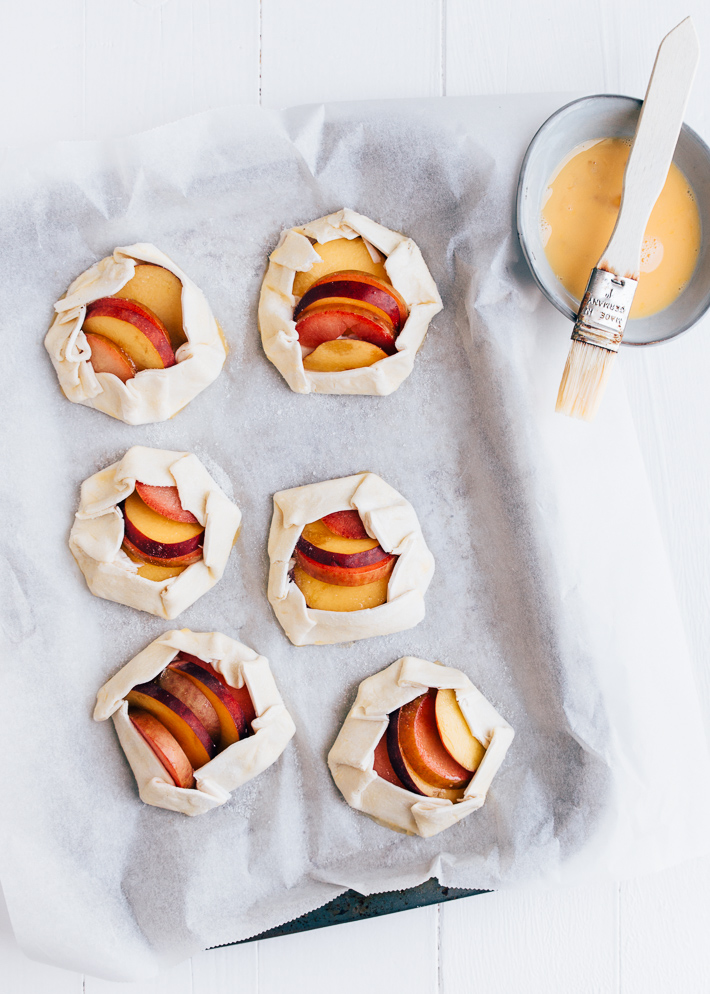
[301,519,379,556]
[114,264,186,350]
[159,667,221,743]
[321,510,370,540]
[395,691,471,789]
[295,275,408,331]
[176,654,257,729]
[302,339,388,372]
[126,682,215,769]
[172,661,247,749]
[293,564,390,611]
[122,536,202,568]
[435,689,486,773]
[123,491,204,560]
[296,535,388,569]
[134,482,199,524]
[295,303,397,354]
[292,238,390,297]
[295,547,396,587]
[129,707,195,789]
[386,705,468,799]
[85,332,136,383]
[83,297,176,370]
[373,732,406,789]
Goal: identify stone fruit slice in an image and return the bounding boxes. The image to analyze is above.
[295,547,396,587]
[122,536,202,568]
[295,274,408,331]
[295,301,397,354]
[393,691,471,789]
[129,707,195,789]
[176,653,257,729]
[302,339,389,372]
[321,510,370,540]
[386,702,468,800]
[126,681,215,769]
[296,535,389,569]
[83,297,175,370]
[373,731,406,789]
[85,332,136,383]
[292,237,389,297]
[171,661,247,749]
[159,667,221,743]
[293,564,389,611]
[123,490,204,560]
[122,541,188,580]
[134,482,199,524]
[301,519,379,556]
[113,264,186,350]
[435,689,486,773]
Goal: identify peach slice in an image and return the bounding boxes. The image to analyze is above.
[134,482,199,524]
[123,490,204,560]
[85,332,136,383]
[373,731,406,789]
[435,689,486,773]
[394,691,471,789]
[321,510,370,540]
[303,339,388,372]
[295,276,408,331]
[159,667,221,743]
[295,547,396,587]
[83,297,175,370]
[129,707,195,789]
[126,681,215,769]
[293,564,389,611]
[122,536,201,568]
[113,264,186,350]
[171,661,247,749]
[292,237,390,297]
[301,519,379,556]
[176,653,257,729]
[122,541,188,580]
[386,704,468,800]
[295,302,397,354]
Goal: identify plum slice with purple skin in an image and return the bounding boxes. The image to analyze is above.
[126,681,215,769]
[295,535,389,569]
[294,547,396,587]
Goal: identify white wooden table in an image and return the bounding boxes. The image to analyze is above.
[3,2,710,990]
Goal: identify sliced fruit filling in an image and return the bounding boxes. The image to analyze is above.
[83,264,185,381]
[120,484,204,579]
[375,689,486,798]
[292,237,409,372]
[293,511,397,611]
[127,654,255,788]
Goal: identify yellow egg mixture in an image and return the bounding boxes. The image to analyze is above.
[541,137,701,319]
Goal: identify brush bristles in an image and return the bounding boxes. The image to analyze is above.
[555,340,617,421]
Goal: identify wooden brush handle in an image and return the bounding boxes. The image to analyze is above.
[600,17,699,279]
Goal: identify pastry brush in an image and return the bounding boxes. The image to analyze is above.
[556,16,699,421]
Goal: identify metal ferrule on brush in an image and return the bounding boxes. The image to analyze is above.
[571,268,638,352]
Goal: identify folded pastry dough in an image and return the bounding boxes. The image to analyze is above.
[70,446,241,620]
[328,657,514,838]
[258,209,442,395]
[268,473,434,645]
[45,243,226,424]
[94,629,296,816]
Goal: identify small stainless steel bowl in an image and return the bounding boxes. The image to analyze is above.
[516,94,710,346]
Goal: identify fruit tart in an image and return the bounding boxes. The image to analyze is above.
[328,657,514,837]
[268,473,434,645]
[45,244,227,424]
[259,209,442,395]
[94,630,295,815]
[69,446,241,620]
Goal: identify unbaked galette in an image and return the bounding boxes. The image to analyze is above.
[267,473,434,645]
[328,657,514,837]
[45,244,226,424]
[259,209,442,395]
[94,629,295,815]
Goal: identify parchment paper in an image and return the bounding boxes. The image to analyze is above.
[1,94,709,981]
